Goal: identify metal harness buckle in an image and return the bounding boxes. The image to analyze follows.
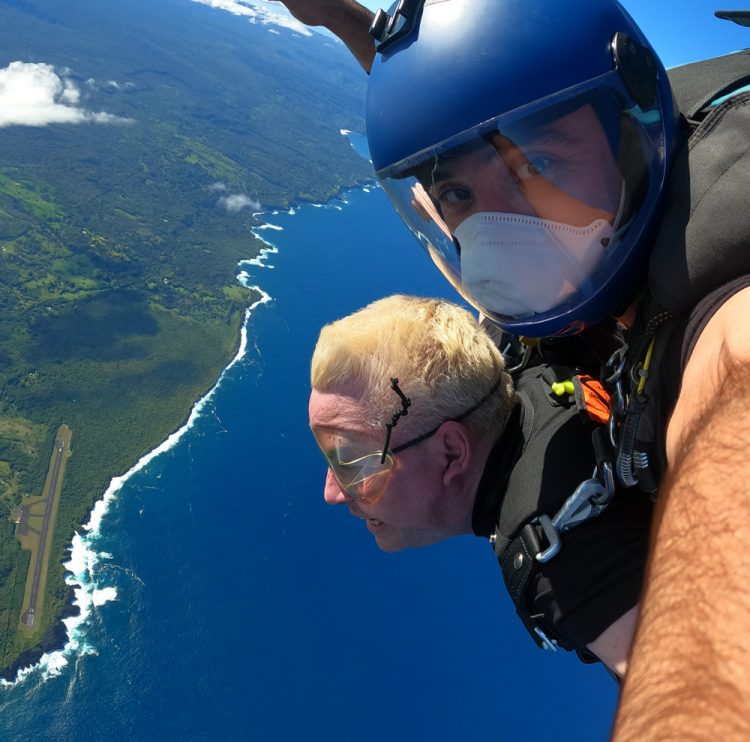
[534,514,561,563]
[533,626,559,652]
[604,345,628,449]
[535,462,616,564]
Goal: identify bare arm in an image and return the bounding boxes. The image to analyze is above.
[273,0,376,73]
[612,286,750,739]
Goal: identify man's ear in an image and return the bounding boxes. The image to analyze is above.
[435,421,474,487]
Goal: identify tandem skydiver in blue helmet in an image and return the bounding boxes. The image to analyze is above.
[366,0,677,338]
[278,1,750,733]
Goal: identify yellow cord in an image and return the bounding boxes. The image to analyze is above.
[637,337,657,395]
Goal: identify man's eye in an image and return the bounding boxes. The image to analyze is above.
[516,156,550,180]
[338,452,373,468]
[438,186,473,204]
[336,453,360,468]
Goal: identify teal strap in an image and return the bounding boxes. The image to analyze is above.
[711,83,750,106]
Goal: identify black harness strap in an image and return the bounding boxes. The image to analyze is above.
[667,49,750,119]
[499,522,559,651]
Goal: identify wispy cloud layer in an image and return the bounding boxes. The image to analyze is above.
[218,193,261,213]
[0,62,134,128]
[190,0,313,35]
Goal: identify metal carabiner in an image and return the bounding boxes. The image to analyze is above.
[533,626,559,652]
[535,514,562,563]
[598,460,616,505]
[604,346,628,385]
[550,477,607,533]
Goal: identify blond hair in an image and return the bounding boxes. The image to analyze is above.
[311,295,516,442]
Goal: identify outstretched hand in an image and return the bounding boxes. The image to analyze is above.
[272,0,354,28]
[271,0,376,72]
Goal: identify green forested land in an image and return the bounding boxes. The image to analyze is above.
[0,0,370,671]
[0,298,247,665]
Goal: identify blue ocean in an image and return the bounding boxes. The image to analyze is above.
[0,181,617,741]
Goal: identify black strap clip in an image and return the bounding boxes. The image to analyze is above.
[369,0,424,53]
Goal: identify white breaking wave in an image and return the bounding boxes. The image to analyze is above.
[91,588,117,607]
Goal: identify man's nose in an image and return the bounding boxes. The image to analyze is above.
[323,469,349,505]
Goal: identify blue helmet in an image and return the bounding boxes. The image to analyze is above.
[366,0,677,337]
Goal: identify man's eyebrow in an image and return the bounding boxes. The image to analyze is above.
[313,424,375,443]
[424,147,496,186]
[425,164,455,184]
[519,125,579,148]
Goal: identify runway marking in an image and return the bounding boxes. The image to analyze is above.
[16,424,72,634]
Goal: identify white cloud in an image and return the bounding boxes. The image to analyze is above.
[86,77,135,92]
[190,0,313,35]
[218,193,260,213]
[0,62,134,128]
[60,80,80,104]
[208,181,227,192]
[90,111,130,124]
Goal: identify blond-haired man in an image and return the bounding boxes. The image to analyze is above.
[309,295,651,676]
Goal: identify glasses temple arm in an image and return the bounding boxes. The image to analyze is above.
[380,378,412,464]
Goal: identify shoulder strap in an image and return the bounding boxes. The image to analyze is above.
[667,50,750,119]
[492,371,617,654]
[494,368,601,546]
[649,90,750,316]
[627,276,750,495]
[499,522,563,651]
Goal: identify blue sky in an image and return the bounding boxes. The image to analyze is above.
[359,0,749,67]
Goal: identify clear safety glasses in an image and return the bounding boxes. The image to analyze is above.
[311,376,504,504]
[310,428,398,505]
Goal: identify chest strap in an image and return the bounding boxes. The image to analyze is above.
[495,435,616,652]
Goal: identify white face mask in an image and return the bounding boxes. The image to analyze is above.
[453,212,614,318]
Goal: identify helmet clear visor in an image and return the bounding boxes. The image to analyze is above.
[378,73,666,333]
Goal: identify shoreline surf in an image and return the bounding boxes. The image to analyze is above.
[0,249,276,688]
